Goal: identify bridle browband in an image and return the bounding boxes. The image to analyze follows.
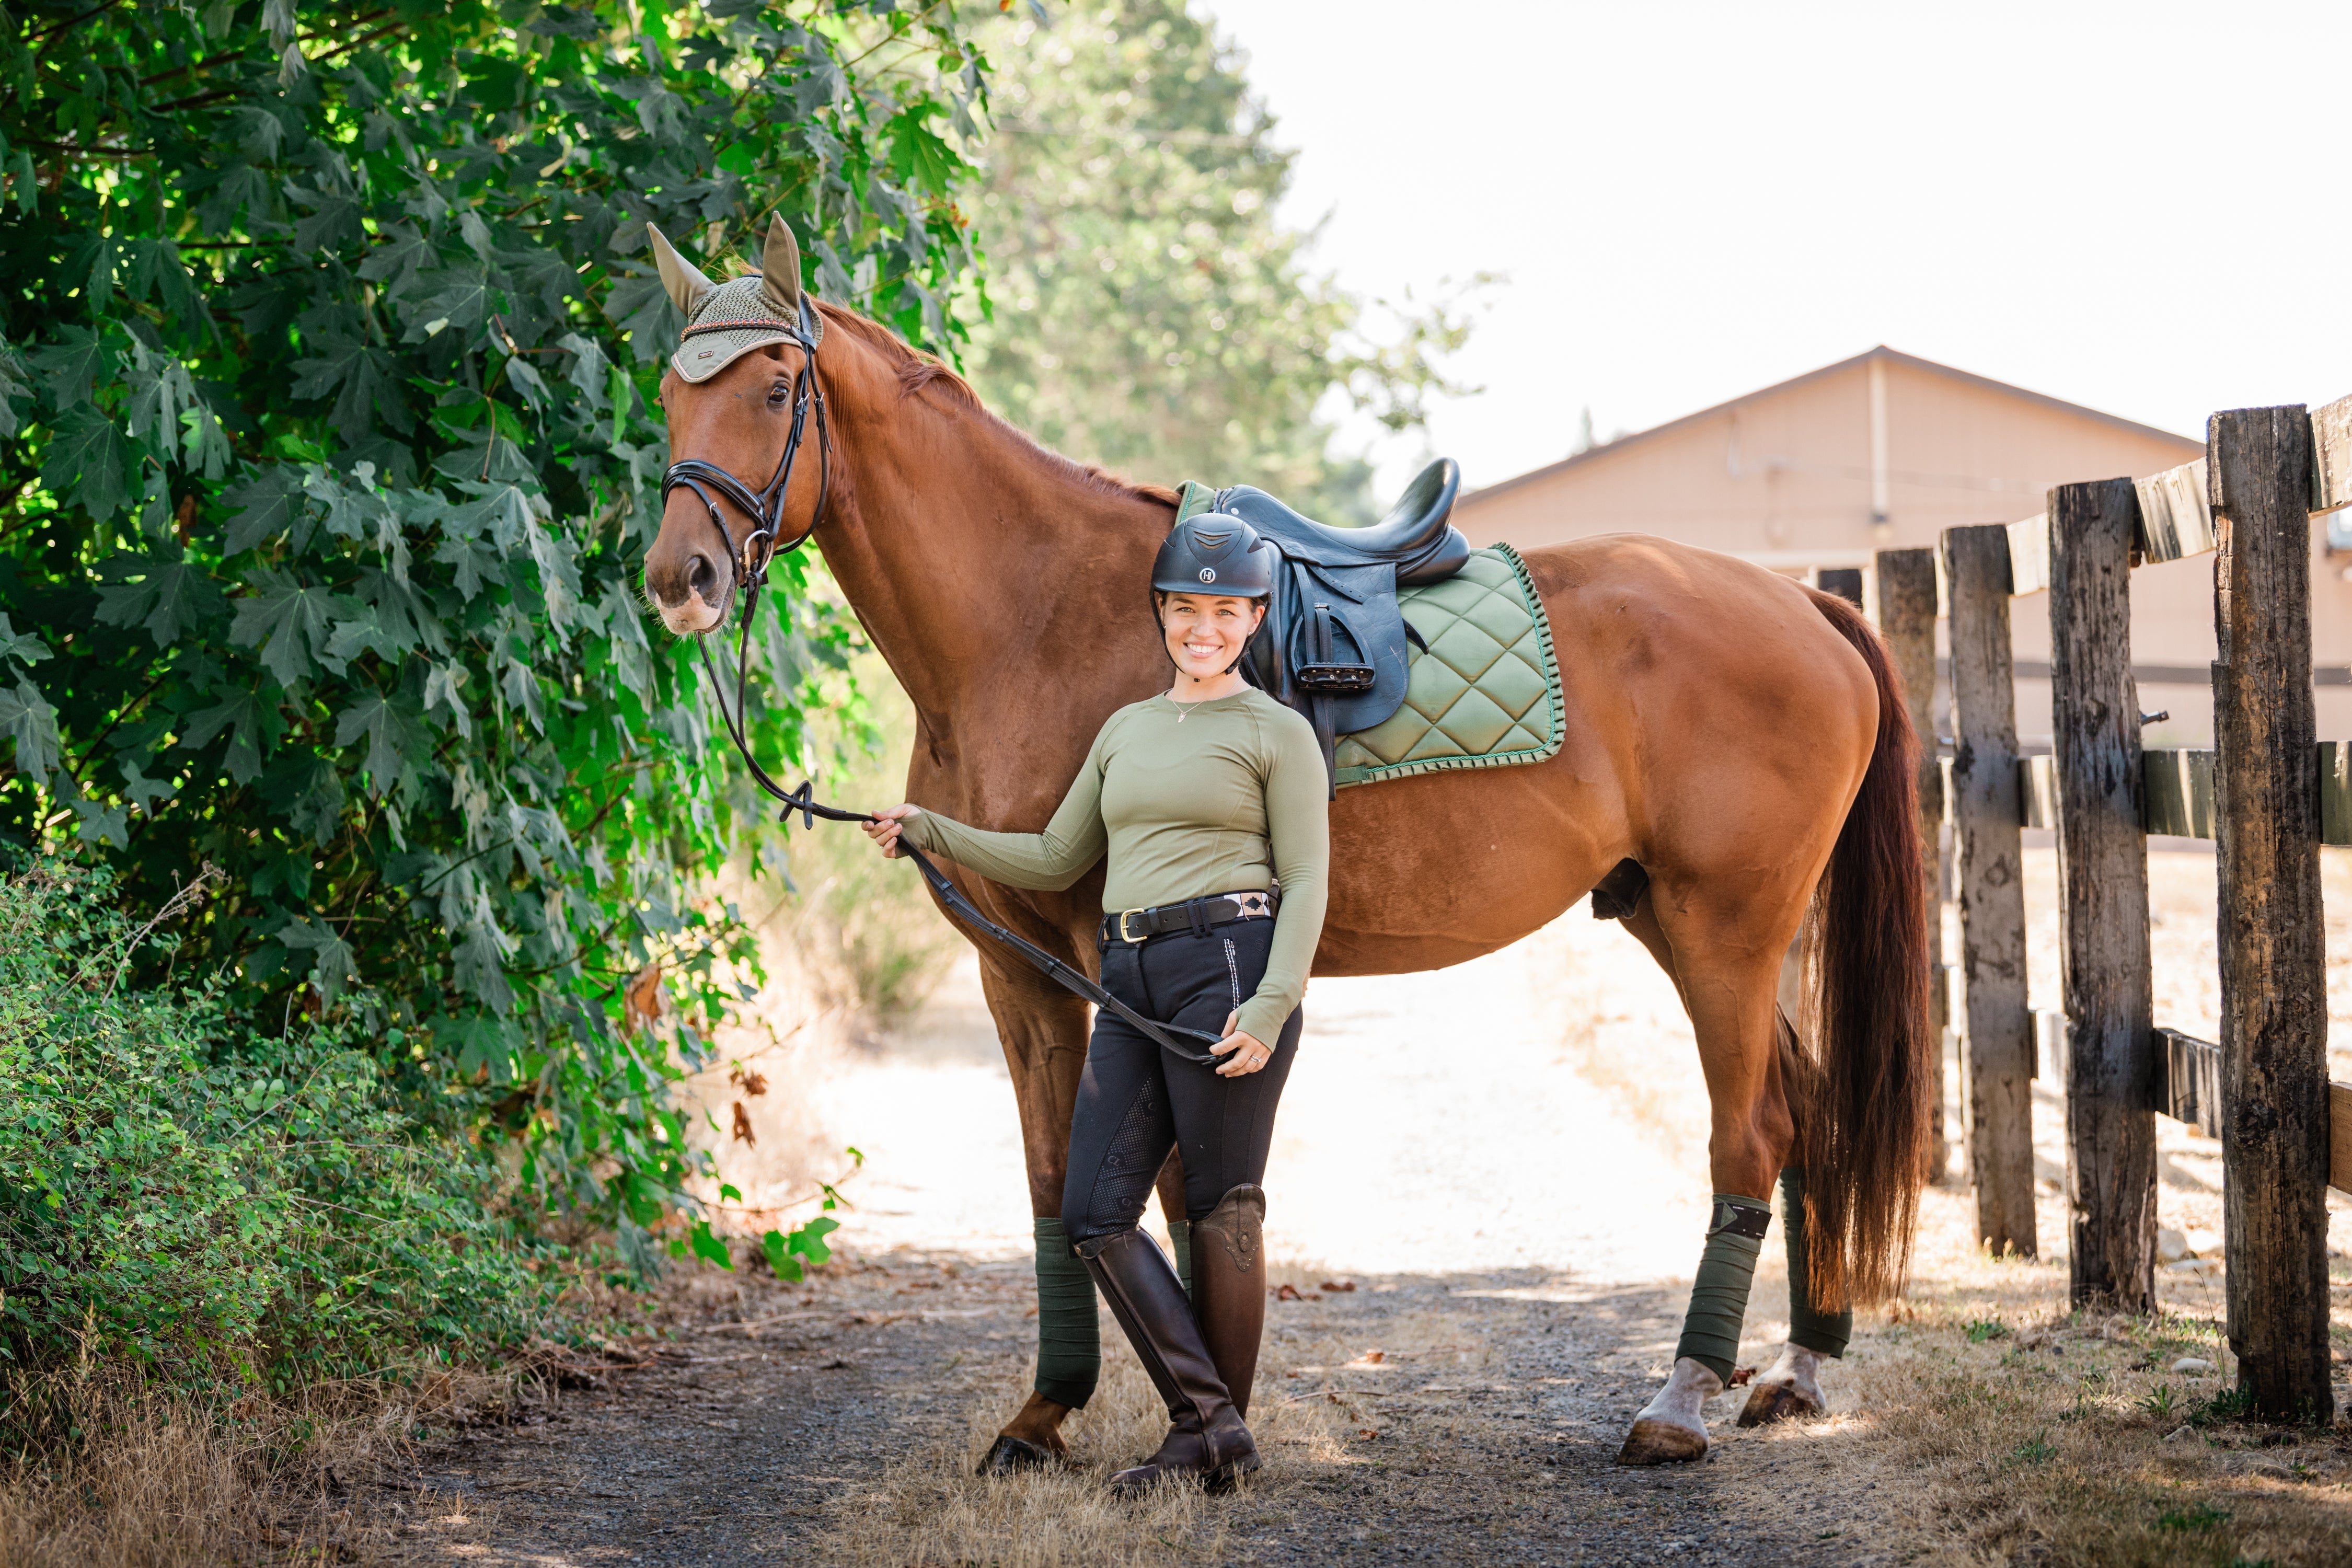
[658,295,1233,1070]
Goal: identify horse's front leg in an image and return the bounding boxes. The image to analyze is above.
[971,956,1097,1475]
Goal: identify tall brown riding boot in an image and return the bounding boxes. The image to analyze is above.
[1076,1228,1261,1494]
[1191,1184,1267,1419]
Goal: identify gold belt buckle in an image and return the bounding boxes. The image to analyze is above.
[1117,907,1151,943]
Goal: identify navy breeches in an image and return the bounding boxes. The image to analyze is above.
[1059,915,1301,1246]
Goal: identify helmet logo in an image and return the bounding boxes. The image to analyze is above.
[1198,568,1216,583]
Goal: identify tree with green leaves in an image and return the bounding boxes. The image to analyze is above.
[0,0,990,1274]
[961,0,1473,524]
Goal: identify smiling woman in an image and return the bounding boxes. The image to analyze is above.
[862,511,1330,1494]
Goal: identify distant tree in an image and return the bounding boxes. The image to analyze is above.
[962,1,1477,523]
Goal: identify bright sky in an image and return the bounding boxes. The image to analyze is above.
[1194,0,2352,499]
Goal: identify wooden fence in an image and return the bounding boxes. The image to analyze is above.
[1878,400,2351,1422]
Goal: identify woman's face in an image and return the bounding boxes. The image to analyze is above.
[1159,592,1266,682]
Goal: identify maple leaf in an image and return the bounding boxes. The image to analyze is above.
[230,570,341,688]
[333,689,429,796]
[179,685,272,782]
[0,678,61,779]
[40,407,131,521]
[221,468,308,556]
[95,556,228,649]
[278,916,357,999]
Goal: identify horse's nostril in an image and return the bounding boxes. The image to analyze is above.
[688,555,718,603]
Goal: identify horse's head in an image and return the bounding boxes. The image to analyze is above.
[641,215,830,636]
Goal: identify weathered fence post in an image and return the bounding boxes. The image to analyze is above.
[1876,547,1946,1181]
[2046,479,2156,1308]
[1940,524,2037,1256]
[2209,407,2334,1421]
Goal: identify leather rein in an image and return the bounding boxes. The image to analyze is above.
[659,309,1231,1069]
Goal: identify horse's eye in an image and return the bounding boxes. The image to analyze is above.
[768,382,790,406]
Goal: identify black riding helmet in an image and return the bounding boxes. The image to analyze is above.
[1151,513,1274,598]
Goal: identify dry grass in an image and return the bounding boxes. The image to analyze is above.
[816,1272,1365,1568]
[1820,1189,2352,1566]
[0,1358,548,1566]
[1618,1159,2352,1567]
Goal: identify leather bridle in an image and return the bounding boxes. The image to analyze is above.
[660,293,834,803]
[660,293,833,603]
[657,299,1233,1069]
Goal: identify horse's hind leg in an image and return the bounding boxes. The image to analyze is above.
[1606,883,1800,1465]
[1738,979,1850,1427]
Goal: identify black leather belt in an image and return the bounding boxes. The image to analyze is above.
[1099,890,1277,946]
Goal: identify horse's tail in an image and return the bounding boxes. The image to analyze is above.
[1798,587,1933,1309]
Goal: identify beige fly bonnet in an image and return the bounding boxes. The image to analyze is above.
[647,213,823,384]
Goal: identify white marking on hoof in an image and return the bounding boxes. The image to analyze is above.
[1617,1356,1721,1465]
[1737,1342,1828,1428]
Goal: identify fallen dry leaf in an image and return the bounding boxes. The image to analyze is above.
[731,1065,769,1096]
[1728,1365,1756,1387]
[1359,1350,1386,1364]
[1321,1279,1357,1293]
[1275,1283,1303,1301]
[731,1101,756,1146]
[625,963,664,1030]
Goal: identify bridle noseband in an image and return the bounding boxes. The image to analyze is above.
[660,292,834,803]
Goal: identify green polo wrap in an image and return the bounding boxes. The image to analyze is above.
[1168,1218,1194,1301]
[1781,1167,1852,1357]
[1031,1217,1100,1408]
[1674,1193,1771,1383]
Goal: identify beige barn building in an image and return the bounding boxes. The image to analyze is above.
[1453,347,2352,746]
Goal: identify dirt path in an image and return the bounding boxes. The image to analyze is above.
[385,910,1895,1565]
[383,861,2352,1565]
[384,1253,1884,1567]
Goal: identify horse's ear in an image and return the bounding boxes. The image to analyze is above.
[760,213,803,313]
[646,223,715,315]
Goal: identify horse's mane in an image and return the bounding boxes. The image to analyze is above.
[812,299,1180,509]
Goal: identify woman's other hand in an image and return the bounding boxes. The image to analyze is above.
[1211,1010,1272,1077]
[863,804,920,859]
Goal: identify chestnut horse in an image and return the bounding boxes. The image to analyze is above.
[638,226,1931,1467]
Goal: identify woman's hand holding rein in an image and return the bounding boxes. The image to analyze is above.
[1212,1008,1272,1078]
[864,803,921,858]
[862,800,1273,1077]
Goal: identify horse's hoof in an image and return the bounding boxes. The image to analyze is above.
[1736,1378,1821,1428]
[1615,1416,1709,1465]
[976,1434,1065,1475]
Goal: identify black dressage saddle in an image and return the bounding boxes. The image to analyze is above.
[1185,458,1470,792]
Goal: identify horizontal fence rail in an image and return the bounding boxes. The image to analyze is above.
[1982,745,2352,843]
[1927,387,2352,606]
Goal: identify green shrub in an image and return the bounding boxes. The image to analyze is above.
[0,0,993,1251]
[0,860,549,1400]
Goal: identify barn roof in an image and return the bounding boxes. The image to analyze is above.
[1461,346,2199,507]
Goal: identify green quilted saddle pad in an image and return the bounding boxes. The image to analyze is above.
[1333,544,1563,790]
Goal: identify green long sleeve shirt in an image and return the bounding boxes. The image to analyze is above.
[901,686,1330,1044]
